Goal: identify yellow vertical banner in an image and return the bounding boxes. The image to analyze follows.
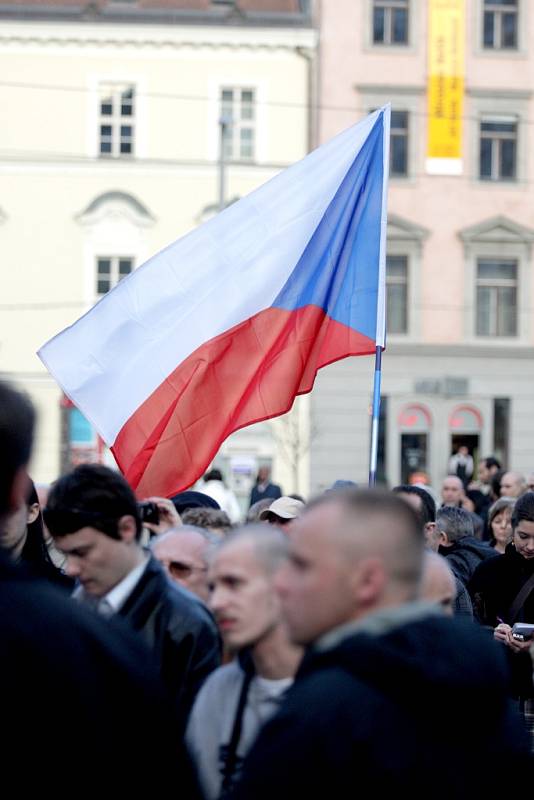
[427,0,465,174]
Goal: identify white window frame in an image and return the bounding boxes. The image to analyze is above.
[371,0,410,46]
[386,254,409,335]
[87,74,147,160]
[96,255,135,297]
[474,0,527,57]
[467,89,529,188]
[364,0,419,52]
[98,84,135,158]
[475,258,518,337]
[479,117,518,182]
[220,86,256,162]
[482,0,519,50]
[385,213,429,342]
[358,85,424,182]
[207,78,267,164]
[459,217,534,346]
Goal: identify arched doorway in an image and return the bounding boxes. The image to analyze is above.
[398,404,432,484]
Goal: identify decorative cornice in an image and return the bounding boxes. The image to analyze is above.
[76,190,155,226]
[458,215,534,244]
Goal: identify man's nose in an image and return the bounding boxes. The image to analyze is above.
[64,557,80,577]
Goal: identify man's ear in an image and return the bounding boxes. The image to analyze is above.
[352,557,387,608]
[117,515,138,544]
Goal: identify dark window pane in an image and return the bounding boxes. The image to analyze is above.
[120,142,132,154]
[483,11,495,47]
[97,280,110,294]
[101,99,113,115]
[119,259,132,275]
[100,141,112,154]
[121,88,134,116]
[497,287,517,335]
[100,125,112,136]
[481,121,515,133]
[221,89,233,102]
[373,7,385,42]
[500,138,516,178]
[387,255,407,277]
[391,135,407,175]
[387,283,407,333]
[476,286,492,335]
[392,8,408,43]
[97,259,111,275]
[391,110,408,129]
[120,125,132,137]
[502,13,517,47]
[480,138,492,178]
[478,260,516,280]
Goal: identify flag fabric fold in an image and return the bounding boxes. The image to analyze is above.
[39,106,390,497]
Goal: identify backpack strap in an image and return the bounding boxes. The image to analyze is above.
[509,571,534,624]
[220,668,254,797]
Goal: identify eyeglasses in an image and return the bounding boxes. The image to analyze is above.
[167,560,208,580]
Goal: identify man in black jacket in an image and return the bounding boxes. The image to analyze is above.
[230,489,529,800]
[45,463,220,725]
[437,505,498,585]
[0,380,184,794]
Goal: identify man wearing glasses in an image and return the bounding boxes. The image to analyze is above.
[152,525,217,604]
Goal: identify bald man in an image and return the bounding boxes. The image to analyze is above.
[500,471,527,499]
[230,489,529,800]
[152,526,217,604]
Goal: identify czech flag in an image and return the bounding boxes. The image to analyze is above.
[39,106,390,497]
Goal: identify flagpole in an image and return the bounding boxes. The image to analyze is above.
[368,345,383,487]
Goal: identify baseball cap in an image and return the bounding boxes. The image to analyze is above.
[259,496,305,521]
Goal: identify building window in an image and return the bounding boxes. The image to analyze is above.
[99,85,135,157]
[483,0,518,50]
[220,88,255,161]
[373,0,409,45]
[96,256,134,296]
[390,110,408,176]
[475,258,517,337]
[386,255,408,334]
[479,119,517,181]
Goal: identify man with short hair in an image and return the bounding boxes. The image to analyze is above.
[187,527,302,799]
[394,486,472,618]
[0,382,180,791]
[249,466,282,508]
[441,475,465,507]
[501,471,527,498]
[229,489,528,799]
[45,464,220,723]
[437,505,497,586]
[478,456,502,486]
[152,525,217,604]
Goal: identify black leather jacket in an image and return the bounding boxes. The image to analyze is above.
[118,555,221,725]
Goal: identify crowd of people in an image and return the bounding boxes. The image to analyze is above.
[1,378,533,796]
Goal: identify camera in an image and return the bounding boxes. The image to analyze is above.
[511,623,534,642]
[138,501,160,526]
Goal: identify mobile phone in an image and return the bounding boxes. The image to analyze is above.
[511,623,534,641]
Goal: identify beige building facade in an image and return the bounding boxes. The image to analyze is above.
[0,0,315,505]
[311,0,534,491]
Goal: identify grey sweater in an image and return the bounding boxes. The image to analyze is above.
[186,660,292,799]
